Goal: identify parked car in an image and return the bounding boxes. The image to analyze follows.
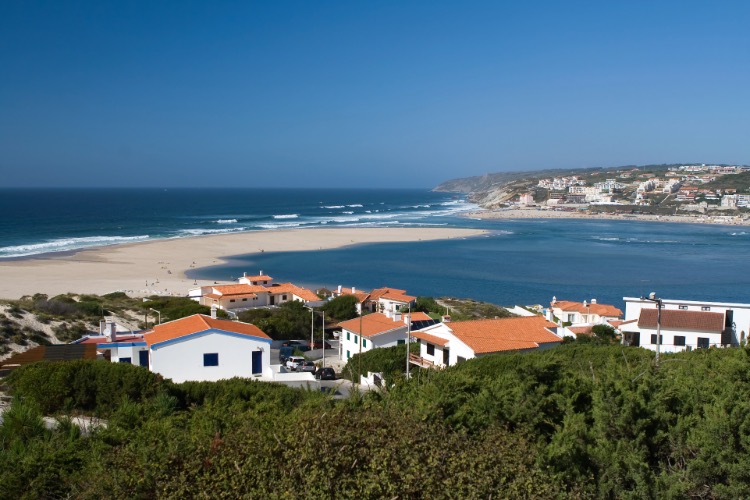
[279,346,294,363]
[283,340,311,352]
[315,367,336,380]
[285,356,306,371]
[312,340,332,349]
[298,361,317,373]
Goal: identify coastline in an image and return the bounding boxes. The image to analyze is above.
[0,227,484,300]
[463,207,750,226]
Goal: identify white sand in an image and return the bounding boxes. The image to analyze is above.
[0,227,484,300]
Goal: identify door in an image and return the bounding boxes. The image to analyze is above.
[251,350,263,375]
[442,347,450,366]
[138,350,149,367]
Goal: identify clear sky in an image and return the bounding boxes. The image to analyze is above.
[1,1,749,188]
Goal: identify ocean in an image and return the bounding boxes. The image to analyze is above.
[2,188,749,309]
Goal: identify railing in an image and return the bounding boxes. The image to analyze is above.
[409,353,435,369]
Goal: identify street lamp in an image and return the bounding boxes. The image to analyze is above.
[149,308,161,325]
[641,292,662,365]
[305,306,315,349]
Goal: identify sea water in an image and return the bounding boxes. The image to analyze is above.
[2,188,749,308]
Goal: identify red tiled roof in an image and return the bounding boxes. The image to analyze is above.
[568,326,593,335]
[144,314,270,346]
[243,274,273,282]
[270,283,320,302]
[370,287,416,303]
[411,330,450,347]
[408,312,433,322]
[212,284,269,296]
[338,313,407,337]
[638,309,724,333]
[448,316,562,354]
[552,300,622,318]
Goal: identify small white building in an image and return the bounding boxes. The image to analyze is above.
[410,316,564,368]
[621,297,750,351]
[338,311,437,361]
[547,297,622,326]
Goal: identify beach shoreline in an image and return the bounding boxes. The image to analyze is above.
[0,227,484,300]
[463,207,750,226]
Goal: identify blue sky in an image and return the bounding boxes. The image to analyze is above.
[1,1,748,188]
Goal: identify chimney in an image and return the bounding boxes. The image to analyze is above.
[243,272,247,277]
[591,298,597,304]
[259,270,263,275]
[352,286,356,294]
[403,313,410,324]
[393,312,401,322]
[442,315,451,323]
[337,285,342,294]
[107,321,117,342]
[99,319,107,336]
[211,304,217,319]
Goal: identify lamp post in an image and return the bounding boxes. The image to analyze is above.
[641,292,663,365]
[322,311,326,368]
[149,308,161,325]
[406,302,411,379]
[305,306,314,349]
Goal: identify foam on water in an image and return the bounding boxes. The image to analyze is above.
[0,235,150,258]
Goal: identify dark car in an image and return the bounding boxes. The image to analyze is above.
[282,340,311,352]
[315,367,336,380]
[312,340,332,349]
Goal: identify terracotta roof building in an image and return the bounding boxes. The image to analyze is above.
[411,316,563,368]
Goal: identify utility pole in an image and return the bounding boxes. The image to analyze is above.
[641,292,663,366]
[322,311,326,368]
[406,302,411,379]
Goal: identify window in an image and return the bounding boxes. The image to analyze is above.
[674,336,686,346]
[354,335,358,344]
[230,299,236,303]
[426,344,435,356]
[678,305,688,310]
[650,334,663,344]
[397,339,405,345]
[567,314,576,322]
[346,331,350,341]
[697,337,710,349]
[362,339,367,348]
[282,295,288,300]
[203,353,219,366]
[346,350,351,359]
[242,298,247,302]
[119,357,131,364]
[701,306,711,311]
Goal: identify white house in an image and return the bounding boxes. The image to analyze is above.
[621,297,750,352]
[334,285,417,315]
[338,311,437,361]
[410,316,563,368]
[190,271,324,312]
[547,297,622,326]
[97,314,273,383]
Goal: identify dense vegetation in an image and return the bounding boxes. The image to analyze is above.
[5,343,750,497]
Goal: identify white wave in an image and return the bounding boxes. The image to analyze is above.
[178,227,248,236]
[273,214,299,219]
[593,237,620,241]
[342,211,354,214]
[216,219,238,224]
[0,235,150,258]
[731,231,747,236]
[347,204,363,208]
[321,205,345,209]
[256,222,303,229]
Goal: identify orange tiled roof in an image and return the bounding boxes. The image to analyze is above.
[370,287,416,303]
[568,326,593,336]
[144,314,270,346]
[338,313,407,337]
[411,330,450,347]
[408,312,433,322]
[269,283,320,302]
[638,309,724,333]
[553,300,622,318]
[448,316,561,354]
[212,284,269,296]
[339,287,371,303]
[243,274,273,282]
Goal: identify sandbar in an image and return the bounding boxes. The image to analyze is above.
[0,227,484,300]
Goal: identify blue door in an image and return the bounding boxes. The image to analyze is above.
[251,351,262,375]
[139,350,149,367]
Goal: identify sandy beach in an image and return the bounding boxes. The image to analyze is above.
[0,227,484,300]
[464,207,750,226]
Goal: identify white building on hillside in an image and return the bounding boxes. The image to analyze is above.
[338,311,437,361]
[621,297,750,352]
